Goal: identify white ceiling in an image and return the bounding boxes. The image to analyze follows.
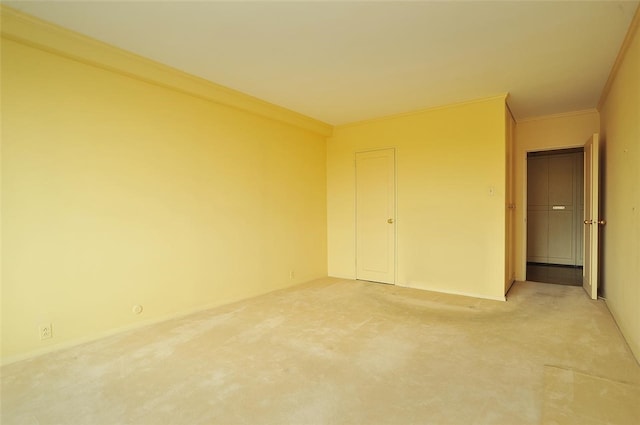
[6,1,638,125]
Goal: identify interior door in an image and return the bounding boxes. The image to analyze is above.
[356,148,395,284]
[583,134,600,299]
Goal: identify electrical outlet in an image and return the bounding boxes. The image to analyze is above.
[39,323,52,340]
[289,270,295,279]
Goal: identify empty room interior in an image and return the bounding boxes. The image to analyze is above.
[1,2,639,424]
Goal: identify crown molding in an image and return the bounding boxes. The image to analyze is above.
[516,109,599,124]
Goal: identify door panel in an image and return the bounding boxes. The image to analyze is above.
[356,149,395,284]
[505,109,516,290]
[548,210,574,264]
[548,155,574,206]
[583,134,600,299]
[527,156,549,263]
[548,154,575,265]
[528,157,549,206]
[527,208,548,263]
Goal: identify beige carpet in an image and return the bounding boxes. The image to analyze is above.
[2,278,639,424]
[542,366,640,425]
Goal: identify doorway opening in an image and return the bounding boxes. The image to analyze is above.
[526,147,584,286]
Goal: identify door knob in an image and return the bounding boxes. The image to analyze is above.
[584,219,593,225]
[597,220,606,225]
[387,218,394,224]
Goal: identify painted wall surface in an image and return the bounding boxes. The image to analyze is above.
[1,37,328,362]
[327,97,507,300]
[513,111,600,281]
[599,20,640,361]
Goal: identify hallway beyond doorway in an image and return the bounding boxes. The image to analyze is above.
[526,262,583,286]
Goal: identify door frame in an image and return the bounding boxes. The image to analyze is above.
[520,143,586,282]
[354,147,398,285]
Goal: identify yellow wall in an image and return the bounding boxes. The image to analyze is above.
[599,14,640,361]
[327,96,508,300]
[513,111,600,280]
[1,15,328,363]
